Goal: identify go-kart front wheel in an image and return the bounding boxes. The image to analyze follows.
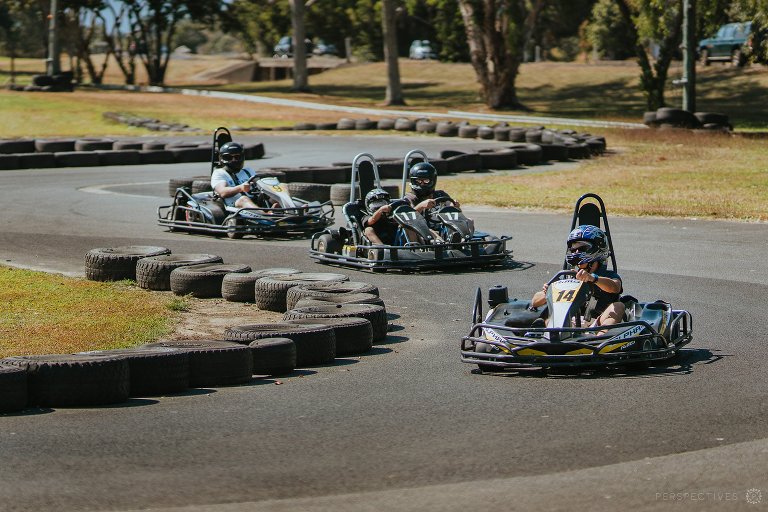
[317,233,341,254]
[225,218,243,239]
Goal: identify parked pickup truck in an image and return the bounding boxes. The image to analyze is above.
[698,22,752,67]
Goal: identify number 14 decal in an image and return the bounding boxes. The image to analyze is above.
[555,289,576,302]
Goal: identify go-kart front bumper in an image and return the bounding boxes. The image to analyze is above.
[460,314,693,369]
[309,235,512,271]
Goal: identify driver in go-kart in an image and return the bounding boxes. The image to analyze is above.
[531,225,625,330]
[210,142,259,208]
[362,188,398,245]
[403,162,475,235]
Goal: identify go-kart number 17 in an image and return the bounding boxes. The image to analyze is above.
[441,212,460,220]
[396,211,418,222]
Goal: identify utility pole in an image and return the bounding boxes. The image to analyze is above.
[46,0,60,76]
[682,0,696,112]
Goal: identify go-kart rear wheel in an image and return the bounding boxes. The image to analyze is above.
[317,233,341,254]
[225,218,243,239]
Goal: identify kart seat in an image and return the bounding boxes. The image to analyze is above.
[343,201,367,239]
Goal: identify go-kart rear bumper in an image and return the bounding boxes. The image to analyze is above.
[309,235,512,271]
[460,314,693,369]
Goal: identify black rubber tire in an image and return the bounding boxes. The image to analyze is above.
[293,293,385,309]
[458,125,479,139]
[248,337,296,376]
[566,142,591,160]
[244,142,266,159]
[191,179,213,194]
[54,151,101,167]
[17,152,56,169]
[35,139,76,153]
[281,168,315,183]
[287,182,332,202]
[136,254,224,291]
[221,268,301,303]
[394,118,416,131]
[286,317,373,356]
[655,108,701,128]
[694,112,729,126]
[169,147,211,163]
[416,120,438,133]
[440,150,467,159]
[170,263,252,298]
[539,143,570,162]
[310,166,350,184]
[337,118,357,130]
[75,138,114,151]
[140,150,175,165]
[330,183,359,205]
[142,141,166,150]
[479,149,518,170]
[378,160,404,179]
[586,138,606,155]
[142,340,253,387]
[287,281,380,312]
[225,322,336,366]
[284,304,388,343]
[446,152,482,173]
[0,364,28,412]
[168,177,197,197]
[96,149,141,166]
[508,128,527,142]
[494,126,511,141]
[508,143,543,166]
[85,245,172,282]
[355,118,377,130]
[294,122,317,130]
[77,347,189,397]
[477,126,495,139]
[643,111,658,126]
[316,122,338,130]
[376,118,396,130]
[254,273,349,312]
[1,354,129,407]
[525,130,543,143]
[32,74,54,86]
[0,154,20,170]
[113,140,144,150]
[435,121,458,137]
[0,139,35,154]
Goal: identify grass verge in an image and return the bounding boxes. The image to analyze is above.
[0,266,180,358]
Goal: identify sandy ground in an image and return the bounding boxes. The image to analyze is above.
[163,296,284,341]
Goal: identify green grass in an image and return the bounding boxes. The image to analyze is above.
[0,266,178,358]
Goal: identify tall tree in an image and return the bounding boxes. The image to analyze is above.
[382,0,405,105]
[457,0,546,110]
[290,0,309,91]
[614,0,683,111]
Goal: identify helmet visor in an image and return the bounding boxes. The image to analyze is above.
[568,241,592,253]
[221,153,243,163]
[414,177,433,186]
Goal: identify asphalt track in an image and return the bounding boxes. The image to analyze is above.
[1,134,766,512]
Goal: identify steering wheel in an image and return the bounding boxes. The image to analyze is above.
[546,270,577,285]
[425,195,456,216]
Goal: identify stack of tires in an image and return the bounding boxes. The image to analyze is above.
[643,108,733,132]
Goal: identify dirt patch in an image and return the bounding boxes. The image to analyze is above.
[163,296,283,341]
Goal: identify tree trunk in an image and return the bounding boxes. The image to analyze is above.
[382,0,405,106]
[457,0,524,110]
[290,0,309,92]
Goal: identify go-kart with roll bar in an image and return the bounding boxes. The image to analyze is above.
[308,151,510,271]
[460,193,693,371]
[158,127,334,238]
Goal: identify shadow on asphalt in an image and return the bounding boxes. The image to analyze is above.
[470,348,718,380]
[0,407,55,417]
[377,334,408,346]
[90,398,160,408]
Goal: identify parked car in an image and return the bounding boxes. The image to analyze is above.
[273,36,313,58]
[698,22,752,67]
[312,39,339,57]
[409,40,437,60]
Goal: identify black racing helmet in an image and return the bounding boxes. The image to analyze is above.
[565,225,610,267]
[218,141,245,173]
[364,188,391,215]
[408,162,437,197]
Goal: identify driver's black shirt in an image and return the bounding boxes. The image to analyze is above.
[361,213,398,245]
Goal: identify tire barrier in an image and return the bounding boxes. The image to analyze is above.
[136,254,224,291]
[643,108,732,131]
[103,111,201,133]
[142,340,253,387]
[18,152,56,169]
[75,138,115,152]
[77,347,190,397]
[293,293,385,309]
[0,139,36,154]
[54,151,101,167]
[113,141,144,151]
[436,121,459,137]
[248,338,297,376]
[96,150,141,166]
[285,281,379,310]
[85,245,172,282]
[286,317,373,356]
[284,303,388,343]
[170,263,252,298]
[254,273,349,312]
[224,322,337,367]
[1,354,129,407]
[140,150,176,165]
[0,154,20,170]
[35,139,76,153]
[416,120,438,134]
[221,268,301,303]
[287,182,333,203]
[0,364,28,413]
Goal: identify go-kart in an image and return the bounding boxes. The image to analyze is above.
[158,127,333,238]
[308,151,511,271]
[460,193,693,370]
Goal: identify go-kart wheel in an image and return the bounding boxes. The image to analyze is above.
[225,218,243,239]
[367,248,387,273]
[317,233,341,254]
